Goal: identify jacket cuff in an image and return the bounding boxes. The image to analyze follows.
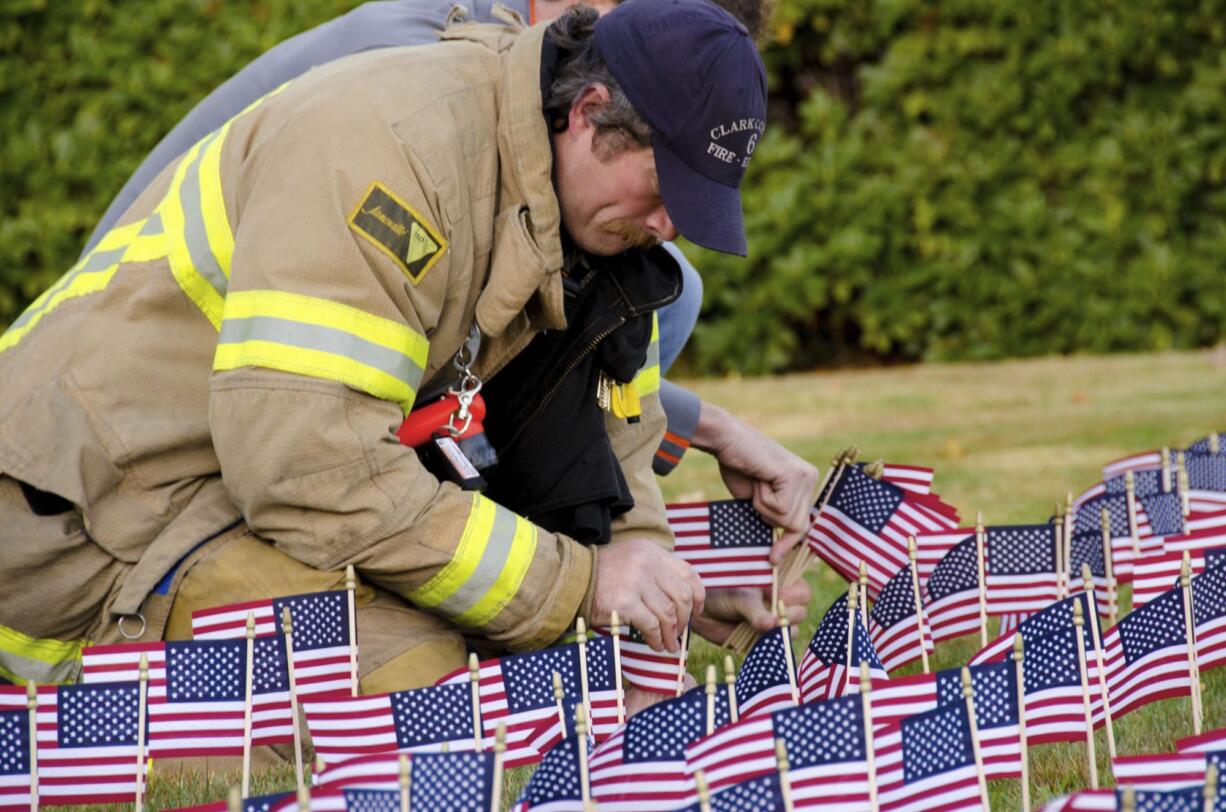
[653,380,700,476]
[513,535,595,651]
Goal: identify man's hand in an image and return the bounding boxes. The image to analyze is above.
[691,402,820,564]
[589,538,706,653]
[690,578,812,646]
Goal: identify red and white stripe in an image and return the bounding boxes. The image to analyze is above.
[589,728,695,811]
[927,586,982,646]
[302,691,479,768]
[904,493,961,529]
[1103,450,1162,478]
[313,751,406,792]
[82,641,293,757]
[874,722,984,812]
[869,602,934,674]
[0,685,146,807]
[1038,790,1117,811]
[1132,548,1217,609]
[1112,751,1207,791]
[879,465,935,495]
[191,598,352,698]
[594,627,683,696]
[913,529,975,589]
[1100,621,1191,722]
[1177,726,1226,753]
[667,502,773,589]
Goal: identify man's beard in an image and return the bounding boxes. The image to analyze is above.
[598,218,659,250]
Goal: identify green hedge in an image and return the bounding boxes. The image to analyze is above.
[2,0,1224,374]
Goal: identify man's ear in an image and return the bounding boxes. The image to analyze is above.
[567,83,613,137]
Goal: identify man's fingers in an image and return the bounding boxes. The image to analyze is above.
[628,606,665,652]
[654,569,697,638]
[665,556,707,618]
[641,583,681,652]
[770,525,806,564]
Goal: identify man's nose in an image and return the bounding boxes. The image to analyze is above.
[646,207,679,243]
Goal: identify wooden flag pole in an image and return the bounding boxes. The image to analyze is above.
[705,665,717,736]
[858,561,870,629]
[675,626,691,697]
[281,608,307,798]
[1161,446,1172,493]
[846,581,859,683]
[227,785,242,812]
[1121,785,1136,812]
[1081,563,1117,762]
[961,667,991,811]
[1072,601,1099,789]
[1181,552,1204,736]
[490,723,506,812]
[242,612,256,798]
[1125,472,1141,559]
[724,655,739,723]
[695,769,712,812]
[344,565,359,697]
[1178,452,1191,519]
[399,753,411,812]
[1204,761,1218,812]
[133,654,149,812]
[1054,504,1066,600]
[576,617,592,727]
[771,564,779,626]
[469,653,484,751]
[1013,635,1030,812]
[859,662,880,812]
[776,738,795,812]
[1100,507,1118,626]
[576,705,592,810]
[553,671,566,732]
[976,512,989,647]
[1212,433,1221,455]
[778,600,800,706]
[26,683,37,812]
[297,783,311,812]
[907,536,930,674]
[1065,492,1075,586]
[610,610,625,725]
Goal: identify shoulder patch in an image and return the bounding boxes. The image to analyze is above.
[348,182,447,284]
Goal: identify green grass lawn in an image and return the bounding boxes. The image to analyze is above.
[82,349,1226,810]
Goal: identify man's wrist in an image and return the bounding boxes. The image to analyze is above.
[690,400,736,455]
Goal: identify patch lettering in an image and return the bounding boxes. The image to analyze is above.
[349,182,447,283]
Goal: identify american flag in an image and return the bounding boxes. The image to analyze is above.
[797,594,887,704]
[868,563,934,672]
[1192,563,1226,672]
[924,535,983,645]
[857,463,935,495]
[1036,789,1117,811]
[867,663,1021,780]
[1112,748,1223,792]
[589,687,728,811]
[735,627,797,719]
[667,499,774,589]
[511,731,591,812]
[685,694,871,809]
[971,591,1098,665]
[985,524,1060,614]
[808,466,949,596]
[1133,547,1223,609]
[82,637,293,757]
[519,636,622,755]
[1186,433,1225,456]
[1009,626,1100,745]
[338,789,402,811]
[314,751,409,792]
[676,773,789,812]
[0,683,146,806]
[905,492,962,529]
[1179,726,1226,753]
[1068,530,1109,592]
[1115,787,1205,812]
[1101,584,1192,721]
[0,706,33,811]
[1073,494,1163,582]
[912,528,975,587]
[874,701,985,812]
[383,751,492,812]
[1188,453,1226,490]
[593,625,684,696]
[191,590,353,698]
[302,682,478,767]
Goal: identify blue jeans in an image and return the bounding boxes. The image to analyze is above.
[658,242,702,374]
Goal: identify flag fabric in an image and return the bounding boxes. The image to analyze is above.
[1112,748,1223,792]
[1192,563,1226,672]
[519,636,622,756]
[807,466,949,596]
[1010,626,1100,744]
[685,694,871,809]
[912,528,975,588]
[971,592,1097,665]
[904,492,962,529]
[0,683,146,806]
[191,590,353,698]
[1115,787,1205,812]
[384,751,493,812]
[924,535,983,645]
[1188,453,1226,490]
[1067,530,1108,592]
[797,594,887,703]
[593,625,684,696]
[589,687,728,811]
[338,789,402,812]
[874,701,985,812]
[511,731,591,812]
[1133,547,1224,609]
[0,705,33,811]
[302,682,478,767]
[675,773,790,812]
[985,524,1060,614]
[1073,494,1162,582]
[735,627,797,719]
[1186,433,1225,456]
[314,752,409,792]
[1037,790,1117,811]
[866,463,935,495]
[1179,726,1226,753]
[667,499,774,589]
[82,638,293,757]
[1103,450,1162,478]
[1101,584,1192,721]
[868,563,934,673]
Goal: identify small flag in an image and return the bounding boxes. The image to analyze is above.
[1112,748,1223,792]
[592,625,684,696]
[1101,584,1192,721]
[925,535,983,645]
[668,499,774,589]
[985,524,1061,614]
[735,628,797,719]
[797,594,886,704]
[675,772,789,812]
[868,563,934,673]
[874,701,985,811]
[314,751,410,793]
[385,751,493,812]
[971,592,1097,665]
[0,705,33,811]
[511,730,591,812]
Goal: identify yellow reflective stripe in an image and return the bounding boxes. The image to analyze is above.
[408,493,539,628]
[0,623,85,685]
[160,137,226,329]
[632,312,661,396]
[213,290,429,412]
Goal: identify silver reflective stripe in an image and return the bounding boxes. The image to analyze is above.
[0,648,81,686]
[433,503,520,618]
[141,211,164,235]
[9,245,128,331]
[217,315,426,388]
[178,129,229,298]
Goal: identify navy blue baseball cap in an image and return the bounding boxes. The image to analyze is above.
[594,0,767,256]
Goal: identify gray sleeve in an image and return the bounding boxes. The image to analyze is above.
[83,0,467,255]
[653,379,702,476]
